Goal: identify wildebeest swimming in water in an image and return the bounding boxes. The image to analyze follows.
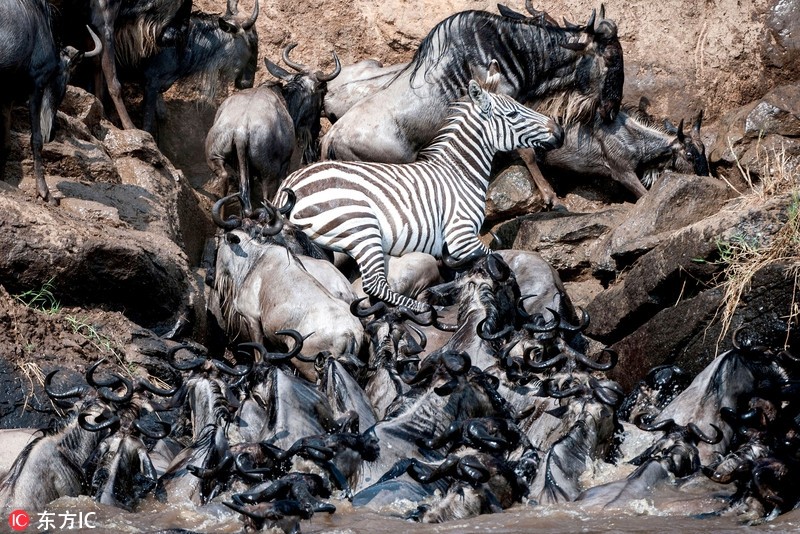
[3,233,799,529]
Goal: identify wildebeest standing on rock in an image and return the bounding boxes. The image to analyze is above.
[205,44,341,216]
[0,0,101,204]
[321,4,623,163]
[80,0,193,130]
[142,0,260,136]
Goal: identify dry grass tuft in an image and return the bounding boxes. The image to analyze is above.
[714,140,800,348]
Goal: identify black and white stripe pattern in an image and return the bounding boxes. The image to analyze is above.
[278,81,562,313]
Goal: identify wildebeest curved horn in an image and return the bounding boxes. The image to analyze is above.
[523,349,566,371]
[84,26,102,59]
[277,188,296,215]
[558,307,589,332]
[45,370,90,399]
[187,451,234,479]
[405,323,428,350]
[212,193,242,230]
[635,416,675,432]
[167,344,207,371]
[689,423,722,444]
[79,411,120,432]
[577,347,618,371]
[676,119,686,143]
[350,297,387,318]
[396,305,434,326]
[515,294,538,323]
[720,406,740,427]
[522,308,559,333]
[477,317,513,341]
[98,375,134,403]
[234,453,275,481]
[429,306,458,332]
[259,204,284,237]
[138,368,183,397]
[213,357,253,376]
[589,377,623,406]
[282,43,308,73]
[239,331,305,363]
[316,52,341,82]
[133,419,172,440]
[241,0,259,30]
[548,382,585,399]
[226,0,238,16]
[486,252,510,282]
[599,3,606,20]
[86,359,123,388]
[403,355,438,385]
[441,243,486,270]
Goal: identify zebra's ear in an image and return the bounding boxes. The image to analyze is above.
[468,80,492,114]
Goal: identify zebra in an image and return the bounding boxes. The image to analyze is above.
[274,80,563,314]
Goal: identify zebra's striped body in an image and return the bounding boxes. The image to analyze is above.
[278,81,562,313]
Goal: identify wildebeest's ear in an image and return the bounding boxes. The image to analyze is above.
[497,3,526,19]
[218,17,238,34]
[468,80,492,114]
[264,58,293,82]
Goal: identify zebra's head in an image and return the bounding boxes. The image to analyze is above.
[467,80,563,153]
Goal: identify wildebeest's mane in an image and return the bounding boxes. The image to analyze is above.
[406,10,579,99]
[617,103,672,136]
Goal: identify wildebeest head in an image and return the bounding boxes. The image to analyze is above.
[665,111,710,177]
[219,0,260,89]
[563,6,624,123]
[519,4,623,125]
[265,43,342,163]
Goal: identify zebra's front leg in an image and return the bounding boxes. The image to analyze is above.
[354,239,431,314]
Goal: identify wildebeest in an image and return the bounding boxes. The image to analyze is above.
[142,0,260,135]
[210,200,363,381]
[320,5,623,163]
[323,59,406,123]
[204,44,340,216]
[535,106,711,203]
[0,0,100,204]
[84,0,193,130]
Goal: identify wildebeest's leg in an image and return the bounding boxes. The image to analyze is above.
[28,88,53,204]
[610,167,648,199]
[94,0,136,130]
[206,154,229,199]
[518,148,561,210]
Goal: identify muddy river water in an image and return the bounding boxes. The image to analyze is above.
[33,483,800,534]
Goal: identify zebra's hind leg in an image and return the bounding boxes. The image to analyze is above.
[355,242,430,314]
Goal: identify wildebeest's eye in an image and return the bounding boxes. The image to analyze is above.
[686,152,694,160]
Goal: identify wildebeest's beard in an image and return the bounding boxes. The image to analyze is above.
[598,36,624,122]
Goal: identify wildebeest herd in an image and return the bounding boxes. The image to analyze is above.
[2,0,795,532]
